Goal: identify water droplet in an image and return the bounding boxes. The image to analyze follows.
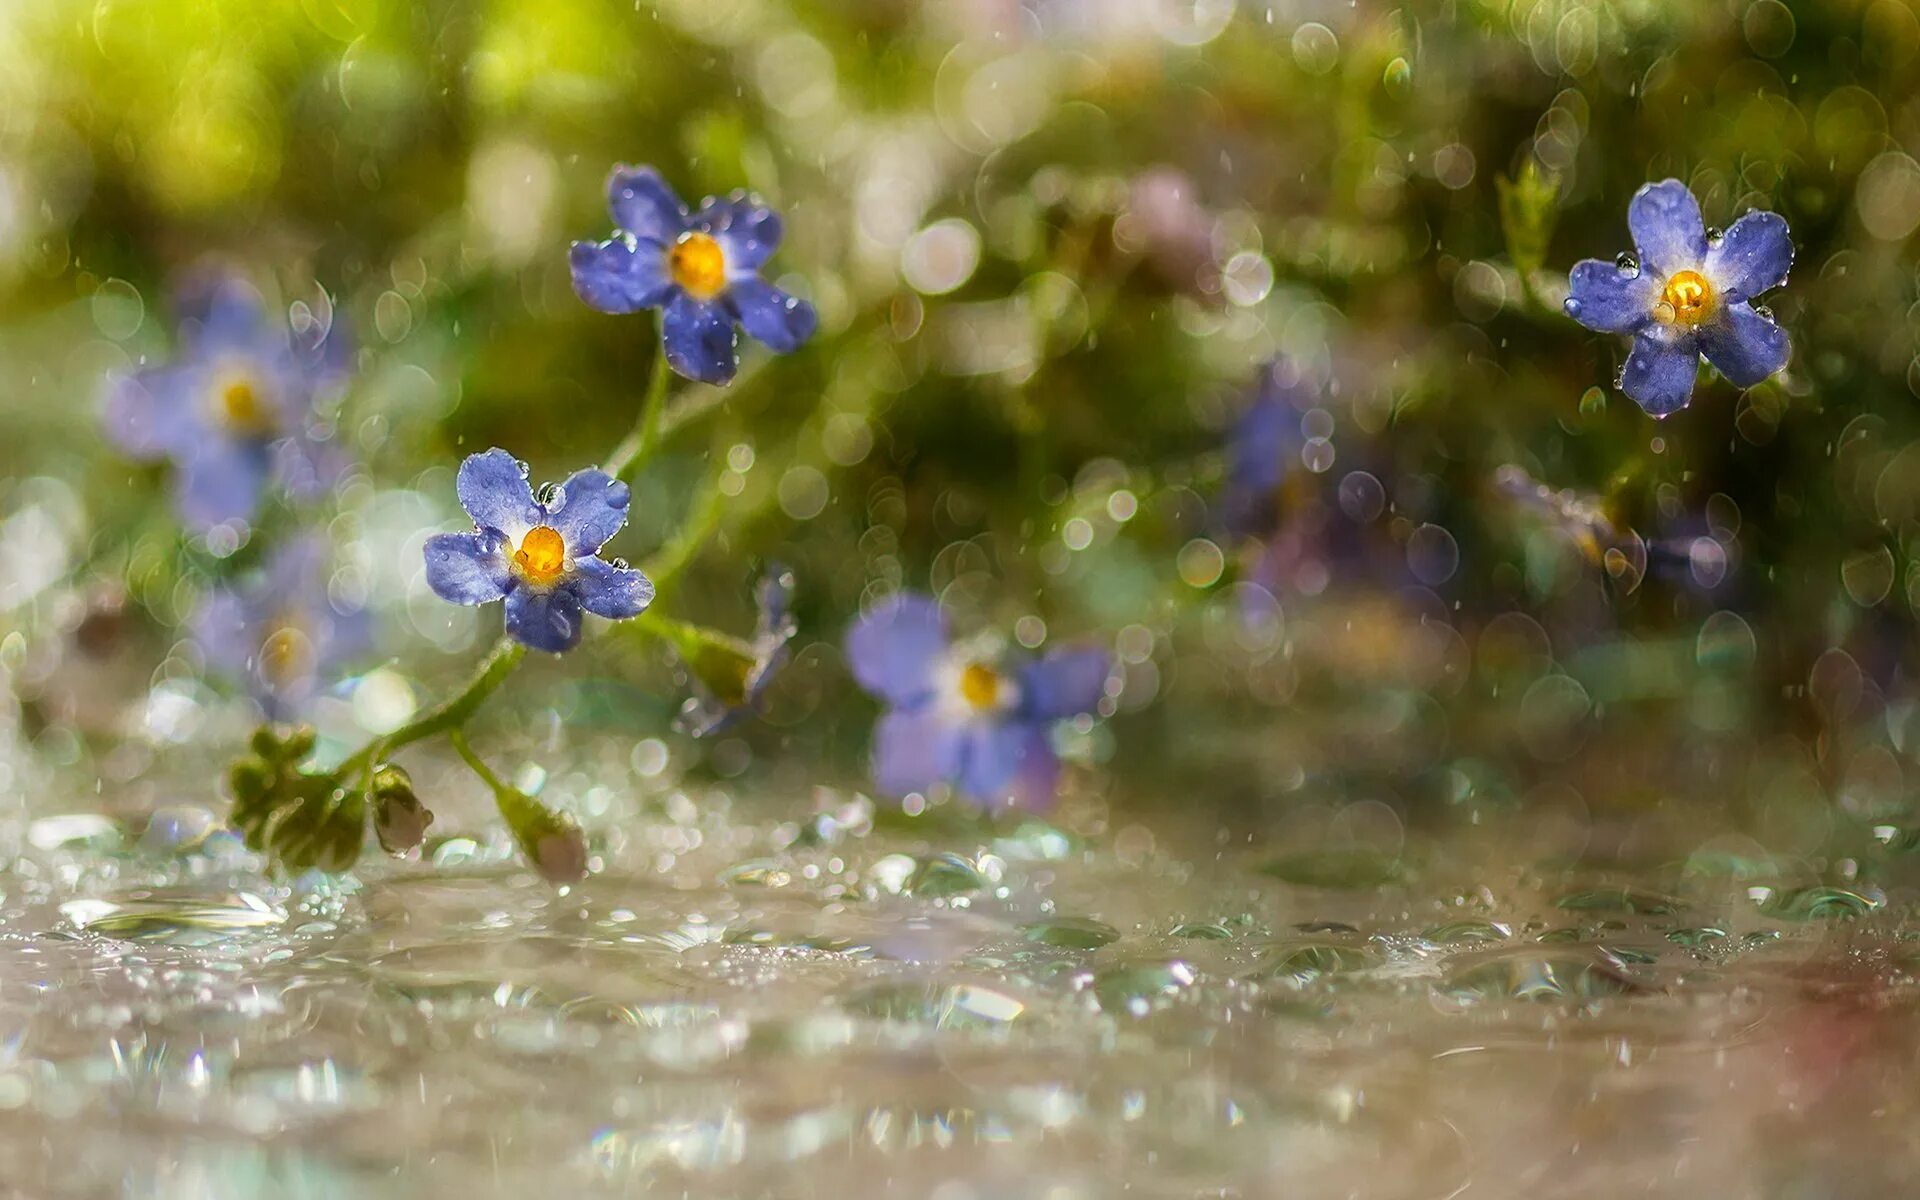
[1170,922,1234,940]
[609,557,629,571]
[1021,917,1120,950]
[904,852,986,898]
[1259,849,1406,890]
[1251,943,1374,988]
[514,459,530,477]
[1615,253,1639,274]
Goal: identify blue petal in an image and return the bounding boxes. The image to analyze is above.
[423,531,511,605]
[1704,210,1792,302]
[273,434,348,503]
[505,585,583,653]
[695,193,783,271]
[1619,331,1700,417]
[1699,302,1790,388]
[103,365,205,460]
[570,556,655,619]
[175,438,269,529]
[545,468,630,556]
[457,448,541,535]
[607,165,689,243]
[1017,648,1110,721]
[1005,725,1062,810]
[1627,179,1708,277]
[661,292,739,385]
[959,722,1061,809]
[847,592,949,707]
[1564,259,1658,334]
[182,277,271,357]
[569,236,673,314]
[193,586,255,678]
[726,279,816,354]
[872,707,965,795]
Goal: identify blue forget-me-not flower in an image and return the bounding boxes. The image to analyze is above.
[104,275,350,530]
[194,537,371,720]
[847,592,1110,808]
[423,449,655,653]
[570,165,817,386]
[1564,179,1792,417]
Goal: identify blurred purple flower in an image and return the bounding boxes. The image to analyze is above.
[846,592,1108,809]
[676,563,799,737]
[1565,179,1792,417]
[423,449,654,653]
[103,275,349,531]
[194,537,370,719]
[570,165,817,385]
[1222,358,1313,535]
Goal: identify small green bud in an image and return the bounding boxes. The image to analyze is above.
[495,787,587,884]
[369,764,433,855]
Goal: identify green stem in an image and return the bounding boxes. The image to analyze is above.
[449,729,510,797]
[335,637,526,778]
[604,343,675,483]
[641,476,728,600]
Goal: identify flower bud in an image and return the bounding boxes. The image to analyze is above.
[369,764,433,855]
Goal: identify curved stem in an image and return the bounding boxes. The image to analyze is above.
[335,637,526,779]
[605,344,675,483]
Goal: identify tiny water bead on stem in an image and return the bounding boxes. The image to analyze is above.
[423,448,656,653]
[569,164,817,385]
[102,273,350,530]
[1563,178,1793,417]
[846,592,1111,808]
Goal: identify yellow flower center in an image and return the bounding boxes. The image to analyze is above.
[512,525,568,588]
[959,663,1003,711]
[669,231,728,301]
[1655,269,1715,327]
[213,372,273,435]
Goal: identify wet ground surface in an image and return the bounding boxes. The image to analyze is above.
[4,780,1919,1200]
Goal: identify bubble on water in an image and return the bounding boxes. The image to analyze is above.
[1251,943,1374,988]
[60,892,286,946]
[1752,885,1880,921]
[1434,950,1648,1008]
[1170,922,1234,940]
[1021,917,1120,950]
[1091,961,1196,1016]
[905,852,987,899]
[1554,888,1678,915]
[1424,920,1511,945]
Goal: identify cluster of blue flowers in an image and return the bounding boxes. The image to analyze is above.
[104,165,1803,873]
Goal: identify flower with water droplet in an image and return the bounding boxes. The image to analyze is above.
[423,448,655,652]
[569,165,817,385]
[102,273,351,530]
[1564,179,1792,417]
[194,537,370,720]
[845,592,1110,808]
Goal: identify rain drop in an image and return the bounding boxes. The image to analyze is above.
[1615,253,1639,275]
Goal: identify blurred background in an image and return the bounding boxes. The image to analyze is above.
[2,0,1920,875]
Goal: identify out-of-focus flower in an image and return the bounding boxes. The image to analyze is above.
[846,592,1108,808]
[675,563,799,737]
[194,537,370,719]
[423,448,655,653]
[569,165,817,385]
[1491,465,1619,566]
[1564,179,1791,417]
[1222,358,1312,535]
[103,275,349,530]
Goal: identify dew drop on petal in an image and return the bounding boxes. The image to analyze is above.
[1615,253,1639,275]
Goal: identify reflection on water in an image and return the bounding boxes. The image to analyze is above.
[4,783,1920,1199]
